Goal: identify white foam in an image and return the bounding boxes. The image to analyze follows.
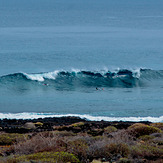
[0,112,162,122]
[24,71,59,82]
[24,73,45,81]
[71,68,81,73]
[130,68,144,78]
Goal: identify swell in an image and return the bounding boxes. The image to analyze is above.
[0,68,163,89]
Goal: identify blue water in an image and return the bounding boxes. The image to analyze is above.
[0,0,163,121]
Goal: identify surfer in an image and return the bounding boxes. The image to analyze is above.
[43,83,48,86]
[96,87,104,90]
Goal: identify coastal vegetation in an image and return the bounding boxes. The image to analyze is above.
[0,118,162,162]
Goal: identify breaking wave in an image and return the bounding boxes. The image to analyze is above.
[0,68,163,89]
[0,112,162,122]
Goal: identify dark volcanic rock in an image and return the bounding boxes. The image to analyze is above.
[0,117,151,133]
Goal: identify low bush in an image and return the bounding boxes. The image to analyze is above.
[0,133,26,145]
[7,151,80,162]
[87,129,103,136]
[118,157,132,163]
[13,133,67,155]
[150,123,163,130]
[88,138,108,160]
[128,123,162,137]
[35,122,43,127]
[92,136,104,141]
[53,131,77,137]
[108,129,135,146]
[70,122,85,127]
[103,126,117,135]
[33,131,74,138]
[138,135,155,141]
[68,138,88,162]
[105,143,130,158]
[53,122,85,133]
[131,145,163,160]
[88,139,130,162]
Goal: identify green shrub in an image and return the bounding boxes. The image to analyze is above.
[70,122,85,127]
[68,139,88,161]
[104,126,117,135]
[150,123,163,130]
[88,139,130,162]
[89,143,130,162]
[105,143,130,158]
[93,136,104,141]
[54,122,84,131]
[87,129,104,136]
[118,158,131,163]
[10,152,80,162]
[139,135,155,141]
[35,122,43,127]
[53,131,76,137]
[131,145,163,160]
[128,123,162,137]
[0,133,26,145]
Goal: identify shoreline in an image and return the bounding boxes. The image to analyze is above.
[0,116,152,133]
[0,113,162,122]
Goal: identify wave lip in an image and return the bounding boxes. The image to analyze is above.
[24,71,59,82]
[0,112,162,122]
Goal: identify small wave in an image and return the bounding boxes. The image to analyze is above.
[0,68,163,89]
[0,112,162,122]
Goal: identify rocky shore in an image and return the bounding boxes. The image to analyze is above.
[0,116,151,133]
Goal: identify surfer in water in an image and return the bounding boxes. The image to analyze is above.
[96,87,104,90]
[43,83,49,86]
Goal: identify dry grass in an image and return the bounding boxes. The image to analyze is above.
[0,123,163,163]
[13,132,67,155]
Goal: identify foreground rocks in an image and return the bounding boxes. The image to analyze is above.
[0,118,162,163]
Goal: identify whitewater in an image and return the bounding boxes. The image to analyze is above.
[0,0,163,121]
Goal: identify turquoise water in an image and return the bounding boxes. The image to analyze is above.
[0,0,163,121]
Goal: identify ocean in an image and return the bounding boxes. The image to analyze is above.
[0,0,163,122]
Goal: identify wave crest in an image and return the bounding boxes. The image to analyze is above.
[1,68,163,88]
